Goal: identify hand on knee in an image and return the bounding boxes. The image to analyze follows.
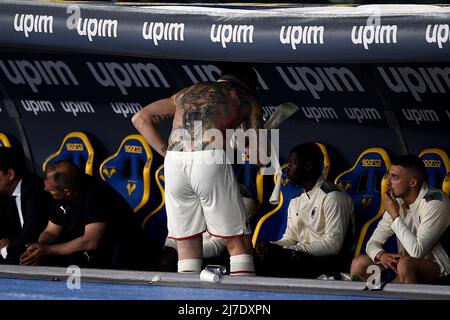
[350,255,372,281]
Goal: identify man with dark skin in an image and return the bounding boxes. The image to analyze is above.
[255,143,354,278]
[132,63,262,275]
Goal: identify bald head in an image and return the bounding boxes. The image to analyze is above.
[45,160,81,191]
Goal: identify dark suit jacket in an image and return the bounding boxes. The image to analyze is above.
[0,173,51,264]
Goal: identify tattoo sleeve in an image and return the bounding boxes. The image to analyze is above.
[151,114,174,124]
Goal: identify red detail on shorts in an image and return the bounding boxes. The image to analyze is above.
[207,231,248,239]
[168,230,206,240]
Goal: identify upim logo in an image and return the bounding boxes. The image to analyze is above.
[277,66,364,100]
[76,18,118,42]
[142,22,184,46]
[351,25,397,49]
[60,101,95,117]
[302,106,338,122]
[210,24,254,48]
[182,64,221,83]
[14,14,53,37]
[21,100,55,116]
[111,102,141,118]
[280,26,324,50]
[344,107,382,123]
[86,62,169,95]
[402,108,440,125]
[0,60,79,93]
[378,67,450,102]
[426,24,449,49]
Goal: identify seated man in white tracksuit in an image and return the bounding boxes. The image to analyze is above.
[351,154,450,284]
[254,143,354,279]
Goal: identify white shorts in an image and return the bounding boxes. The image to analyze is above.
[164,150,250,240]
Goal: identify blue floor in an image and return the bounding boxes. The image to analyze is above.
[0,277,382,300]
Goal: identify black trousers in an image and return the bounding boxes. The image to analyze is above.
[38,250,101,268]
[254,244,350,279]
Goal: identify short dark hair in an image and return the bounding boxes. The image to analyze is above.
[219,62,257,93]
[391,154,427,182]
[0,147,26,177]
[45,160,82,190]
[290,143,324,178]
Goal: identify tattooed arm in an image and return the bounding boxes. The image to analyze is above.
[151,114,174,124]
[132,96,176,157]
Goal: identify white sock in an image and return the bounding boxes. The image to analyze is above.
[177,259,202,273]
[230,254,255,276]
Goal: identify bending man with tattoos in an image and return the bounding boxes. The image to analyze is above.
[132,63,262,275]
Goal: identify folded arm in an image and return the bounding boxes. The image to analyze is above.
[392,201,450,258]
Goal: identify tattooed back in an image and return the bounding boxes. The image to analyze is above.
[168,81,259,151]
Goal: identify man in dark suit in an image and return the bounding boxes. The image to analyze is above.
[0,147,51,264]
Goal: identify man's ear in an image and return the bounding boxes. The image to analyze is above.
[304,161,313,173]
[7,168,16,181]
[63,188,71,197]
[409,177,420,188]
